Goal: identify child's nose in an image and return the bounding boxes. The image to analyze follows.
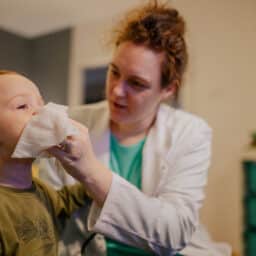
[32,106,42,116]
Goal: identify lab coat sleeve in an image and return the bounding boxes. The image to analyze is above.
[87,122,212,256]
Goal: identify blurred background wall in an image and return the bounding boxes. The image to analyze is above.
[1,0,256,254]
[30,29,71,104]
[0,29,31,77]
[0,28,71,104]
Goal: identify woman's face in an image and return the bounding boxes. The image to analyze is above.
[106,41,174,128]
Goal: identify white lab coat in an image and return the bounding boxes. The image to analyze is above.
[38,101,231,256]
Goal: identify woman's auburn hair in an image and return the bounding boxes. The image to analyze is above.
[111,0,188,92]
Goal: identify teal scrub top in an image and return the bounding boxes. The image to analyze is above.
[106,133,153,256]
[106,134,183,256]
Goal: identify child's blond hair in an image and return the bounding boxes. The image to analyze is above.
[0,70,19,75]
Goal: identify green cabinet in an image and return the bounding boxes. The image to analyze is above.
[243,160,256,256]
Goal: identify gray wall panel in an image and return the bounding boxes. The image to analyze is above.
[30,29,71,104]
[0,29,31,76]
[0,28,71,105]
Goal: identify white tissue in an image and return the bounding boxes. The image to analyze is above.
[11,102,78,158]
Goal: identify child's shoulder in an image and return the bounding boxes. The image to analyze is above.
[32,178,63,208]
[0,180,53,205]
[33,177,50,190]
[32,177,57,198]
[0,185,11,209]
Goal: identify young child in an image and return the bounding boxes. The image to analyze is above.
[0,70,90,256]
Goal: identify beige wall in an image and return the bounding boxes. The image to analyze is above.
[68,0,256,254]
[175,0,256,254]
[68,19,113,106]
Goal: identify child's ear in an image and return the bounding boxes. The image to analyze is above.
[161,80,178,101]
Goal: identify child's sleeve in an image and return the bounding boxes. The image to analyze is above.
[55,183,91,216]
[35,178,91,218]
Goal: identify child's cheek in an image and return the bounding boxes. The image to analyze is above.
[9,115,32,147]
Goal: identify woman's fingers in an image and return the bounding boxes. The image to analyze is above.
[51,136,83,160]
[69,119,88,133]
[59,138,73,153]
[46,120,90,176]
[47,145,70,162]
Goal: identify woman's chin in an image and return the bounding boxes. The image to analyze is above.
[110,114,130,126]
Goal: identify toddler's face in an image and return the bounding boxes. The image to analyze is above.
[0,74,44,157]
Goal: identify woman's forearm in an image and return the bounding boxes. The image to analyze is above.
[79,161,113,207]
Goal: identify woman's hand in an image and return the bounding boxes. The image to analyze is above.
[47,119,96,181]
[47,119,113,206]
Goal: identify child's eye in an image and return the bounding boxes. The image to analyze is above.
[17,104,28,110]
[110,68,120,78]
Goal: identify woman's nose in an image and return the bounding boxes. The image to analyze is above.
[113,81,126,97]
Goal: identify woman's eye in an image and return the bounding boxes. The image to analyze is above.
[129,80,145,89]
[17,104,28,110]
[133,81,142,87]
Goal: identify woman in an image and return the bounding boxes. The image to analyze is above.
[40,1,231,255]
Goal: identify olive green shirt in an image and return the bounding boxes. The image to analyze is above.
[0,178,88,256]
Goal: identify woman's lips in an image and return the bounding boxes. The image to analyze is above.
[113,101,127,109]
[111,102,127,114]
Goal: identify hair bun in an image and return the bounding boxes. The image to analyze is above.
[141,16,157,30]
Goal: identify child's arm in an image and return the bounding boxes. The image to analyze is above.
[34,178,91,218]
[55,183,92,216]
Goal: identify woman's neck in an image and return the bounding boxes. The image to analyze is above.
[0,159,33,189]
[110,115,156,146]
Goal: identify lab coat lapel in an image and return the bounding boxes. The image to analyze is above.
[90,108,110,168]
[142,104,175,196]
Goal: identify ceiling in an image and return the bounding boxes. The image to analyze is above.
[0,0,144,38]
